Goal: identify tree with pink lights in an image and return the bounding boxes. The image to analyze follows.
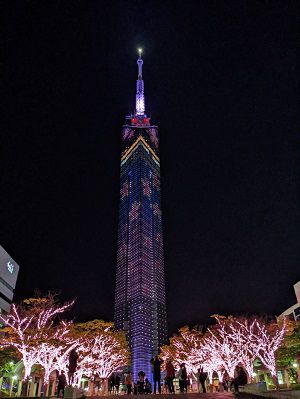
[161,326,203,376]
[34,321,78,387]
[206,316,259,380]
[212,316,286,381]
[160,316,286,387]
[68,320,129,386]
[0,296,130,397]
[230,319,258,380]
[0,294,74,380]
[204,321,239,379]
[254,319,286,378]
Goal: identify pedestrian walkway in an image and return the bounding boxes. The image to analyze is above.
[91,394,235,399]
[140,394,235,399]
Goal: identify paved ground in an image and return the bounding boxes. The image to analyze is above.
[141,395,234,398]
[91,394,236,399]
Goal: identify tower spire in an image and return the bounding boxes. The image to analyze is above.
[135,49,145,115]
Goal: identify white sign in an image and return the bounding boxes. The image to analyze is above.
[7,261,14,274]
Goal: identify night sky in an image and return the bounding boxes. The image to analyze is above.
[2,1,299,334]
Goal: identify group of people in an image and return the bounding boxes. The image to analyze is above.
[121,360,205,395]
[124,355,165,395]
[178,364,247,394]
[196,366,248,393]
[122,361,247,395]
[176,364,207,393]
[121,355,171,395]
[122,357,198,395]
[108,373,121,395]
[195,367,208,393]
[124,371,152,395]
[58,357,248,397]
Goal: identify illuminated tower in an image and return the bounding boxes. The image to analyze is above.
[114,50,167,380]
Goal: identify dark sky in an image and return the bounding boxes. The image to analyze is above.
[2,1,299,334]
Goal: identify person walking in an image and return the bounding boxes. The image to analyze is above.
[115,374,120,395]
[68,349,78,386]
[166,360,175,393]
[57,371,67,398]
[151,355,163,394]
[109,374,115,395]
[196,368,201,393]
[125,372,132,395]
[138,370,145,393]
[223,376,229,392]
[199,368,207,393]
[231,367,247,392]
[178,363,187,393]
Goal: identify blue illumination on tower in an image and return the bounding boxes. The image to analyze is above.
[114,51,167,381]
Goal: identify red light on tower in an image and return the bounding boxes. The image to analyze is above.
[131,117,137,125]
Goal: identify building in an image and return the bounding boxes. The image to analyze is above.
[0,245,20,319]
[114,51,167,380]
[278,281,300,321]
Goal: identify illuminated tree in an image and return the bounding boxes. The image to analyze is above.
[160,316,286,385]
[67,320,130,387]
[230,319,258,379]
[160,327,203,376]
[254,319,286,378]
[206,317,258,380]
[34,321,76,384]
[0,295,74,380]
[0,296,130,397]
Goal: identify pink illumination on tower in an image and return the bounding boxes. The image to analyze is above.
[114,51,167,381]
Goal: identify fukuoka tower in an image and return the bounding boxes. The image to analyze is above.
[114,50,167,380]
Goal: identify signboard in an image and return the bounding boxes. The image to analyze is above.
[0,245,20,290]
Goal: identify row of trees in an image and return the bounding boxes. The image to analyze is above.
[160,315,287,385]
[0,293,298,394]
[0,294,129,393]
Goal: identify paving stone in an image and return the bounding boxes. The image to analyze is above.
[91,393,235,399]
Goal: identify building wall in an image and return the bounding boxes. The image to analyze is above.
[0,246,20,317]
[114,122,167,381]
[279,281,300,321]
[294,282,300,304]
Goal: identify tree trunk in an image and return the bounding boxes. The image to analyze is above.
[21,378,29,397]
[272,374,279,390]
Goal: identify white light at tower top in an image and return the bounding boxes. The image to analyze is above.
[136,50,145,115]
